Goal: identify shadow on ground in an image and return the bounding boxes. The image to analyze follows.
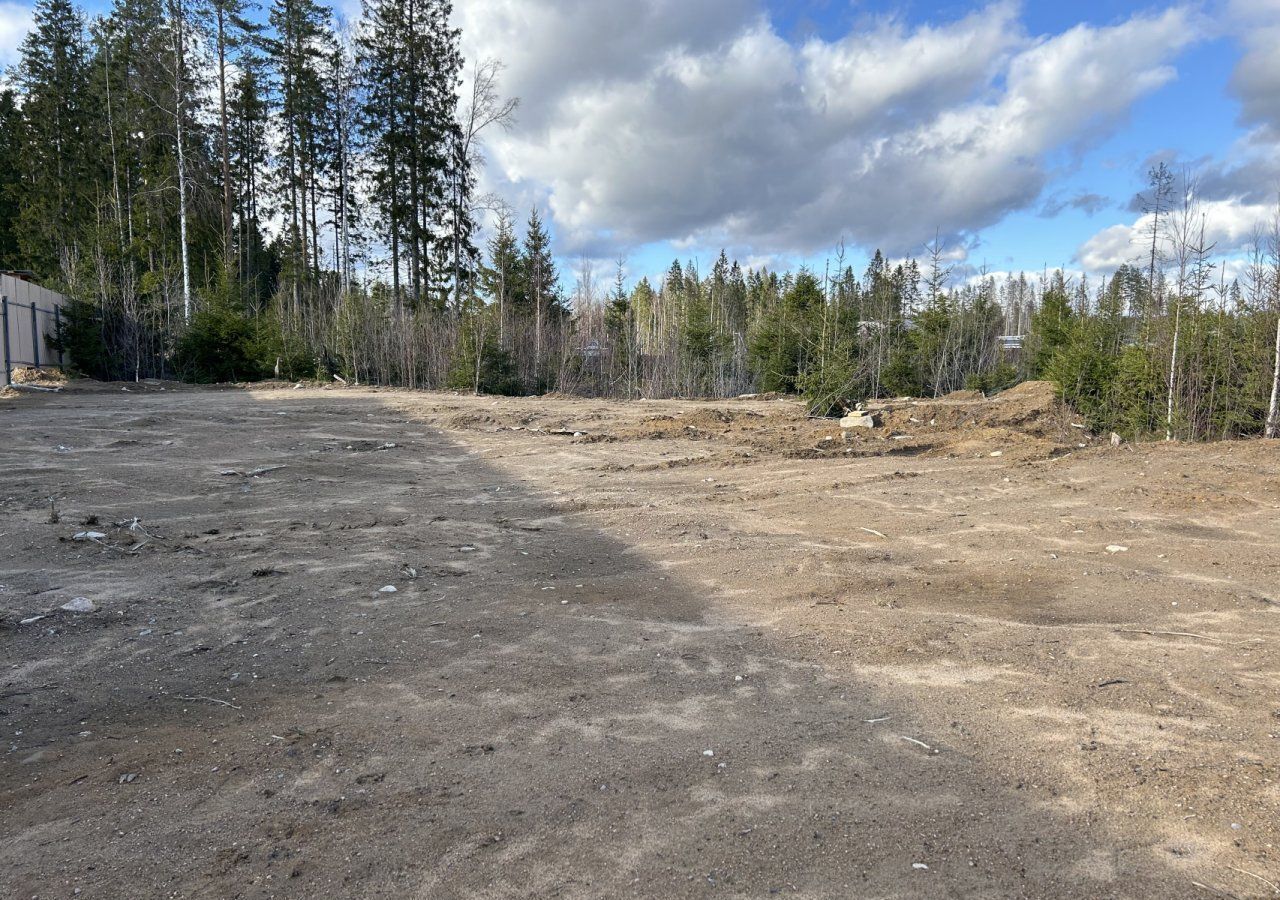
[0,389,1194,898]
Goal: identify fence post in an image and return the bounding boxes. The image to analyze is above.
[1,295,10,386]
[54,306,64,366]
[30,301,41,369]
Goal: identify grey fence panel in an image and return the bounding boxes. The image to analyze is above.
[1,274,67,387]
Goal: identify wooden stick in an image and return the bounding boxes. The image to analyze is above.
[173,695,241,710]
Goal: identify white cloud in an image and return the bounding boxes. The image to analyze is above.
[458,1,1200,259]
[1076,196,1277,276]
[0,1,33,69]
[1077,223,1144,274]
[1073,1,1280,281]
[1229,0,1280,135]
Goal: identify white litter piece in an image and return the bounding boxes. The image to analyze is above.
[73,531,107,541]
[1106,545,1129,554]
[378,585,398,593]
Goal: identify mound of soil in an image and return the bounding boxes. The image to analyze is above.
[9,366,69,387]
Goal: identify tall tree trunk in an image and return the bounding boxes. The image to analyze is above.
[172,0,192,322]
[1166,296,1181,441]
[1266,313,1280,439]
[217,5,233,276]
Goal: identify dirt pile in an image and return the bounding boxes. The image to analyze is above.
[612,407,771,442]
[795,380,1079,460]
[874,381,1068,438]
[9,366,69,387]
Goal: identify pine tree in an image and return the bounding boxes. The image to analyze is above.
[477,209,519,348]
[356,0,461,308]
[522,208,557,385]
[269,0,330,298]
[0,89,22,266]
[13,0,92,276]
[210,0,260,276]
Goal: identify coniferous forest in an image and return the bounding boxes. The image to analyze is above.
[2,0,1280,442]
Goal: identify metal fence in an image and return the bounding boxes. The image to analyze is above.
[1,274,67,387]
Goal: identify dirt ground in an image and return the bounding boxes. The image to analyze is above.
[1,380,1277,899]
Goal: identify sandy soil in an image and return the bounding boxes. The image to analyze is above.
[1,381,1277,899]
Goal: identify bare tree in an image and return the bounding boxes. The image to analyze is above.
[1142,162,1175,326]
[169,0,192,321]
[452,59,519,309]
[1267,195,1280,438]
[1164,173,1216,440]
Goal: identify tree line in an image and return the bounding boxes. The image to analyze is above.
[1,2,1278,441]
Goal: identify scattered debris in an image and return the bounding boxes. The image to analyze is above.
[73,531,107,541]
[901,736,936,753]
[860,527,888,539]
[839,411,878,429]
[173,695,241,710]
[118,773,138,784]
[19,615,46,625]
[1226,866,1280,895]
[219,465,287,478]
[1115,629,1222,643]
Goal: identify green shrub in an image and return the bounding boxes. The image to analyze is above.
[175,302,263,383]
[447,307,520,395]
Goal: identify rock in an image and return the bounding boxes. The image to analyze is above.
[60,597,97,613]
[119,773,138,784]
[1110,432,1123,446]
[377,585,397,593]
[839,412,878,429]
[1105,545,1129,554]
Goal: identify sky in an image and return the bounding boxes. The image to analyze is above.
[3,0,1280,291]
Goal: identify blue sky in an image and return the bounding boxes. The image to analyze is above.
[612,0,1269,286]
[448,0,1280,291]
[4,0,1278,292]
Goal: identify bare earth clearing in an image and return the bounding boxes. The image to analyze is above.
[1,382,1277,899]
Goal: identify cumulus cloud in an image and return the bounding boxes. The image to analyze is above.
[1076,196,1276,275]
[459,0,1199,259]
[1074,1,1280,280]
[1039,191,1111,218]
[1228,0,1280,136]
